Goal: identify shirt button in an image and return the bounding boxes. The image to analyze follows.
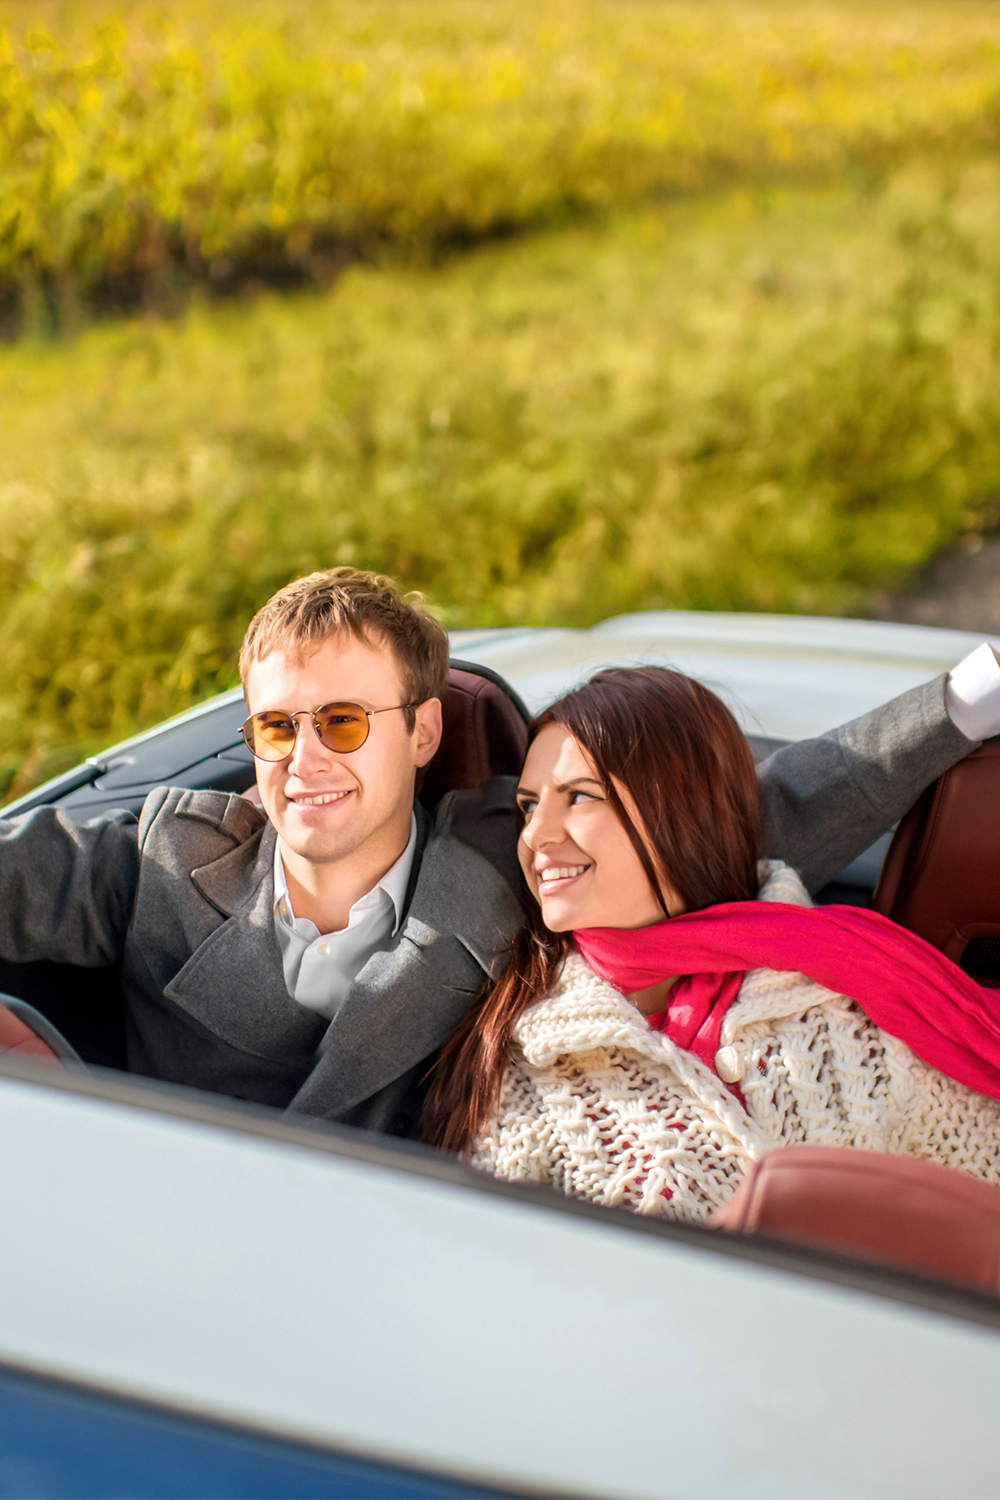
[278,900,289,920]
[316,942,330,957]
[715,1046,744,1084]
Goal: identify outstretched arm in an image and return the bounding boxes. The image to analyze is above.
[0,804,139,966]
[758,644,1000,894]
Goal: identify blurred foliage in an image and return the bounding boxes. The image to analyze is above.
[2,159,1000,796]
[2,0,1000,330]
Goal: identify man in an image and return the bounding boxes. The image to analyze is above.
[0,567,998,1138]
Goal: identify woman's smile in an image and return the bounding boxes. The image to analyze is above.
[536,861,591,894]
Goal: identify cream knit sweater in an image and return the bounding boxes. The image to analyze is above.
[470,863,1000,1220]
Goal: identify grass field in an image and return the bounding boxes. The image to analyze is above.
[3,0,1000,329]
[4,155,1000,797]
[2,0,1000,797]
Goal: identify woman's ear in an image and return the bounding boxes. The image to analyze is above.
[413,697,444,767]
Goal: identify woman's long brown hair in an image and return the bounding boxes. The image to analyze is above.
[423,666,762,1155]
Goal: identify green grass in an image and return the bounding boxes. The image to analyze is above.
[3,0,1000,329]
[3,155,1000,797]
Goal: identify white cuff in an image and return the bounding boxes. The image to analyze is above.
[945,642,1000,741]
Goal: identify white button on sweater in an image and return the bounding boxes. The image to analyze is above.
[470,862,1000,1221]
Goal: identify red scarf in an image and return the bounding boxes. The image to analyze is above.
[574,902,1000,1102]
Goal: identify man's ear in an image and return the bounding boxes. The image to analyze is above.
[413,697,443,767]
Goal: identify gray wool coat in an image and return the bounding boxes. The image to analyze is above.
[0,674,975,1136]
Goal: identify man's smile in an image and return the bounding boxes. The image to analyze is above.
[288,789,354,808]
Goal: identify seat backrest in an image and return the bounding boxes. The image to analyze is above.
[872,739,1000,983]
[419,664,530,808]
[710,1145,1000,1294]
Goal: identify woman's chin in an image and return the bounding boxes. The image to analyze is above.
[536,895,578,932]
[538,894,603,933]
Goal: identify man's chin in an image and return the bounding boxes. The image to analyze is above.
[276,815,367,866]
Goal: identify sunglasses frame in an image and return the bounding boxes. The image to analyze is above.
[241,700,420,762]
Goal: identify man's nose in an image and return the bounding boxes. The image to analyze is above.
[285,715,333,778]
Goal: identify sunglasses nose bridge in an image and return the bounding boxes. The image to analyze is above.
[287,710,337,764]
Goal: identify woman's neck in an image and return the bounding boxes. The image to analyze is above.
[627,977,677,1016]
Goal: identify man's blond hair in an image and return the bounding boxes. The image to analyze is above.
[239,568,450,728]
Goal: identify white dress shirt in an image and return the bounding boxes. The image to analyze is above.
[945,642,1000,741]
[273,814,417,1021]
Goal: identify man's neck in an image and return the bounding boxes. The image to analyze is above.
[279,820,414,935]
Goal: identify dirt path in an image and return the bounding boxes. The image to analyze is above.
[874,534,1000,635]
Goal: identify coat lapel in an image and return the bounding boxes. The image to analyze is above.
[289,819,524,1118]
[164,820,326,1066]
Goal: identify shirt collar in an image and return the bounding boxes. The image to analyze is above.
[273,812,418,936]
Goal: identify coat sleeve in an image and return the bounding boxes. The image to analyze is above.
[0,802,141,966]
[757,672,976,894]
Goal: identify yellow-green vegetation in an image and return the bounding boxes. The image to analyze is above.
[4,0,1000,797]
[2,0,1000,328]
[3,158,1000,797]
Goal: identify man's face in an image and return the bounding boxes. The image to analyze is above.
[245,632,441,870]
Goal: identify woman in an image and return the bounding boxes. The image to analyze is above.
[424,666,1000,1220]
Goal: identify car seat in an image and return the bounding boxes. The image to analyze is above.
[419,662,529,806]
[710,1145,1000,1295]
[872,737,1000,983]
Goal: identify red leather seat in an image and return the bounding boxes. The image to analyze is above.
[420,665,528,806]
[710,1146,1000,1294]
[0,1001,61,1063]
[872,738,1000,983]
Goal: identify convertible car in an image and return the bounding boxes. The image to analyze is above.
[2,610,1000,1500]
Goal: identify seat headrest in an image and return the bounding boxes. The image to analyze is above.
[872,739,1000,984]
[419,664,529,808]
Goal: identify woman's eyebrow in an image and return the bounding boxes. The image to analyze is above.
[515,776,605,797]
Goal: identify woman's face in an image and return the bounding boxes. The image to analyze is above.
[516,723,684,932]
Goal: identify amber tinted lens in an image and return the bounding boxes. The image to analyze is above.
[243,712,297,761]
[313,702,370,753]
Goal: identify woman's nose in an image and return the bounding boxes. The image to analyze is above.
[521,798,564,851]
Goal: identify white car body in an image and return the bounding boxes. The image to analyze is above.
[3,611,999,1500]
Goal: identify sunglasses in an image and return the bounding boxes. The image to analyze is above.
[241,701,419,762]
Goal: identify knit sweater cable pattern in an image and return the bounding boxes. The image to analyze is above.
[470,862,1000,1220]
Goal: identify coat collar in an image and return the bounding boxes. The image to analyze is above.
[188,799,275,919]
[514,952,652,1067]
